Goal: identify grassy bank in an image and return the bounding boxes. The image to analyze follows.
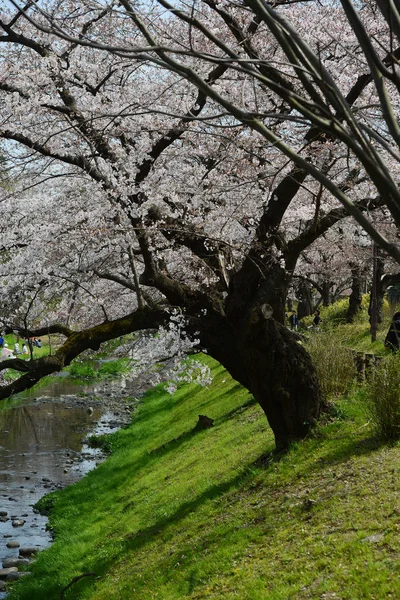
[7,355,400,599]
[300,296,392,356]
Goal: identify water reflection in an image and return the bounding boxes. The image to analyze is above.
[0,402,102,455]
[0,389,124,598]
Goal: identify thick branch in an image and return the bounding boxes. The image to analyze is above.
[0,307,168,401]
[93,269,137,293]
[285,195,384,263]
[7,323,74,338]
[157,217,234,290]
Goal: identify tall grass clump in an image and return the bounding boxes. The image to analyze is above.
[317,297,350,326]
[305,330,357,399]
[68,361,97,380]
[363,353,400,440]
[97,358,130,378]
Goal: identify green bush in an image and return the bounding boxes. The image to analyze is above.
[305,331,357,399]
[69,361,97,380]
[315,294,379,328]
[318,297,351,326]
[87,434,114,454]
[97,359,129,378]
[363,353,400,440]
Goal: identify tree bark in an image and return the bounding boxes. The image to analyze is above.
[197,264,323,451]
[321,280,332,307]
[368,249,385,324]
[296,280,313,319]
[376,250,385,324]
[239,311,321,451]
[199,307,322,452]
[347,265,362,323]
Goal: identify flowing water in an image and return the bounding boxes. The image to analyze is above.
[0,376,138,598]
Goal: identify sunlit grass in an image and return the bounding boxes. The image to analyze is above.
[7,353,400,600]
[304,294,393,357]
[2,333,51,359]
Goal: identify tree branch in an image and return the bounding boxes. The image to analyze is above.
[0,307,168,401]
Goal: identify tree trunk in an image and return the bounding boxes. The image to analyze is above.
[347,265,362,323]
[376,250,385,324]
[321,280,331,307]
[368,249,385,324]
[238,309,322,451]
[296,280,313,319]
[198,264,323,452]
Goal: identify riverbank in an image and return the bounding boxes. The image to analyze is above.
[5,353,400,599]
[0,370,145,598]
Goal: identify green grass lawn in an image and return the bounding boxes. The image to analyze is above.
[2,333,50,360]
[302,295,395,357]
[6,354,400,600]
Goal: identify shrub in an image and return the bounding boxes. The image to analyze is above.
[363,353,400,440]
[315,294,378,328]
[97,359,129,378]
[69,361,97,380]
[305,331,357,399]
[318,297,350,326]
[87,434,114,454]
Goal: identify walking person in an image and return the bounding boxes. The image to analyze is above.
[289,311,300,331]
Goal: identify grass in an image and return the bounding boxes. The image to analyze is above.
[1,334,51,382]
[7,353,400,600]
[2,333,50,359]
[66,357,131,381]
[302,295,397,357]
[363,353,400,440]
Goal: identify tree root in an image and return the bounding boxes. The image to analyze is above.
[60,572,96,599]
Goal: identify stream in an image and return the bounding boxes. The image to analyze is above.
[0,375,142,598]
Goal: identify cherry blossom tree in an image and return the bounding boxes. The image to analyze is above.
[1,0,400,449]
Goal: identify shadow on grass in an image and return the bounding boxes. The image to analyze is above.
[73,435,385,598]
[317,432,392,466]
[250,414,389,482]
[130,372,239,430]
[149,395,258,458]
[216,395,258,424]
[51,467,260,599]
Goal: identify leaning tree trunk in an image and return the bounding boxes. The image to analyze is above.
[199,262,324,451]
[238,305,322,451]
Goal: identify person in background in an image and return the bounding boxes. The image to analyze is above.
[289,311,300,331]
[313,310,322,329]
[385,312,400,352]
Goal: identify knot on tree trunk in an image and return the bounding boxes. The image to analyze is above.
[248,303,273,324]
